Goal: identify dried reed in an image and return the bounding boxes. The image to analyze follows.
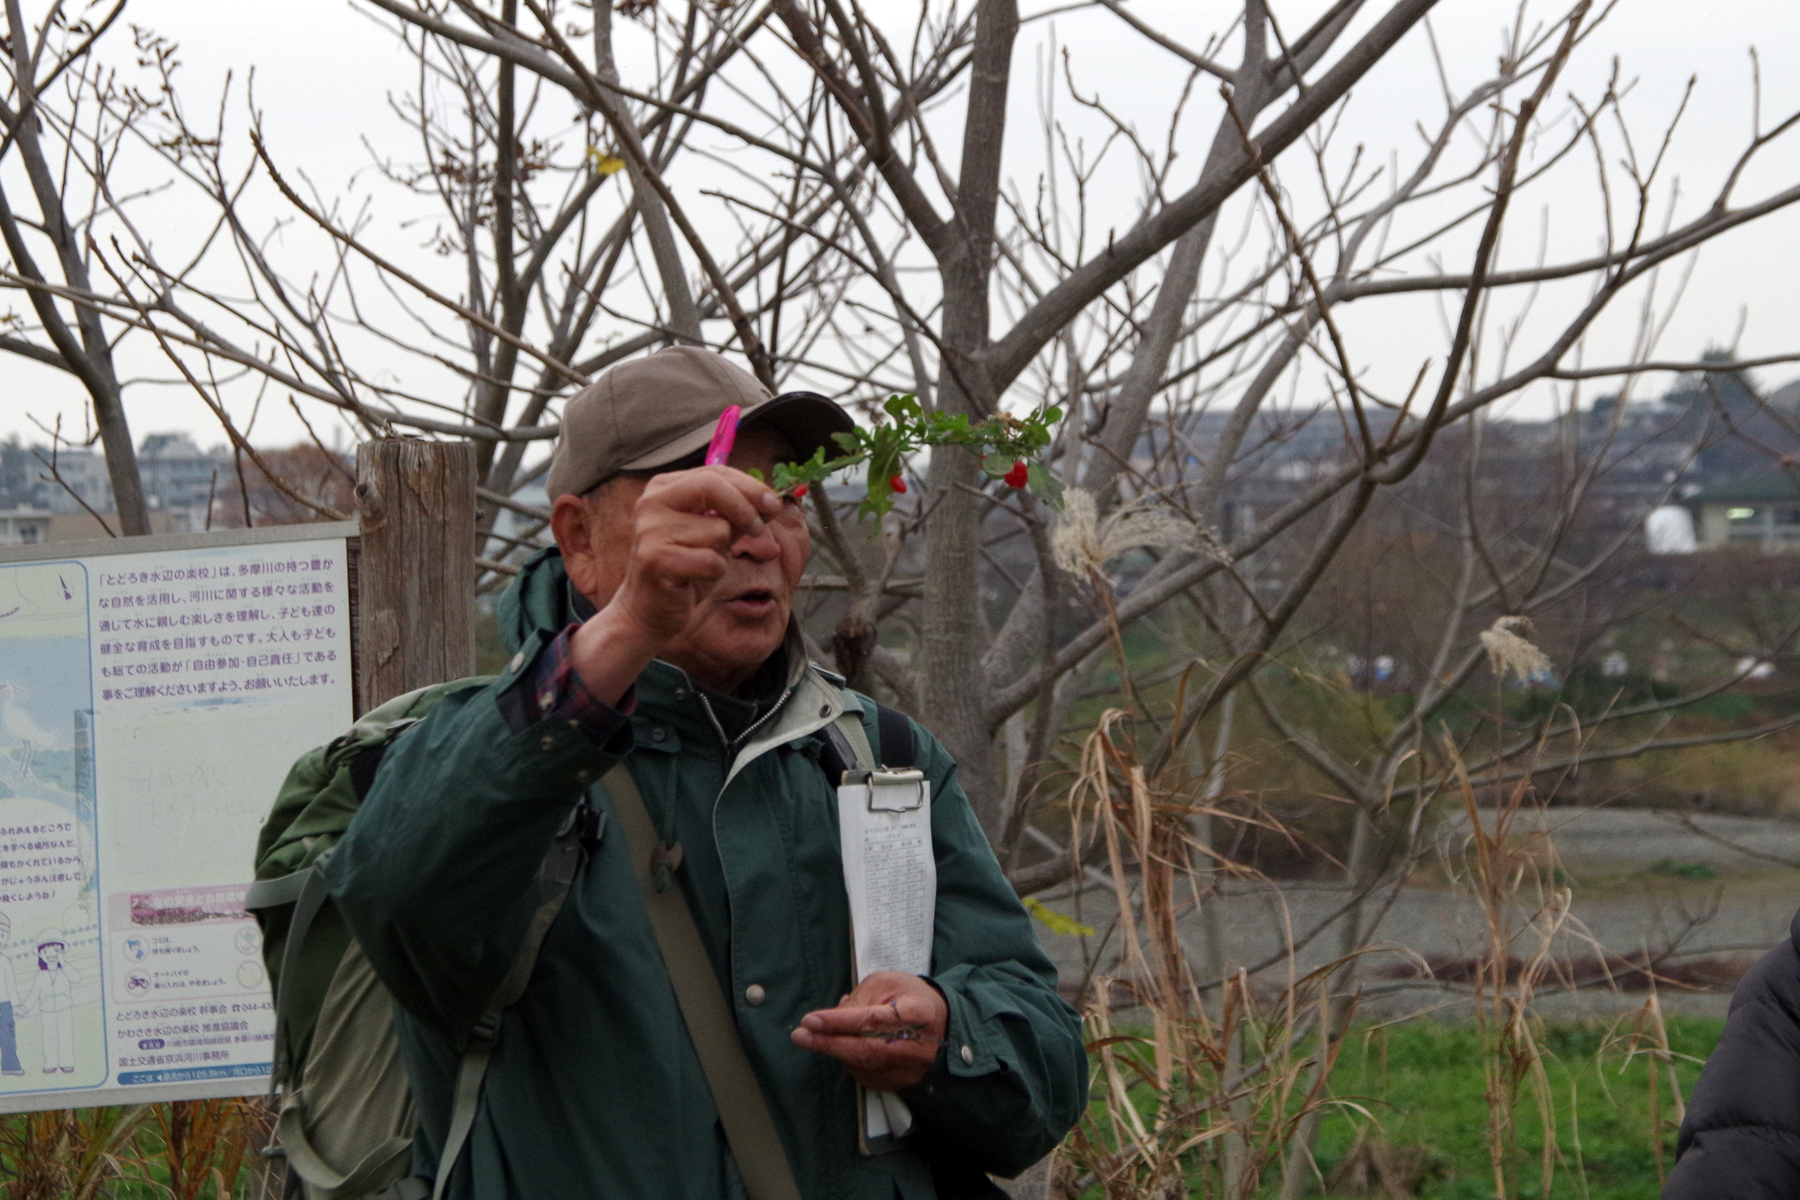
[0,1106,147,1200]
[1046,627,1687,1198]
[1059,710,1365,1199]
[145,1099,266,1200]
[0,1098,273,1200]
[1443,734,1570,1198]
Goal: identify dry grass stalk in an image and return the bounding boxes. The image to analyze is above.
[1477,617,1553,685]
[0,1097,272,1199]
[150,1098,263,1200]
[1606,991,1698,1189]
[1442,732,1571,1199]
[1326,1130,1443,1198]
[0,1105,148,1200]
[1051,489,1228,581]
[1052,631,1689,1196]
[1060,711,1361,1198]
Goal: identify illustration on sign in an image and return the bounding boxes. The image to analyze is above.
[0,562,102,1092]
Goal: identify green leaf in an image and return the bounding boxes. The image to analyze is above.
[765,394,1065,518]
[884,393,923,421]
[1026,462,1064,507]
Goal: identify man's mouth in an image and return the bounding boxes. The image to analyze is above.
[723,588,779,616]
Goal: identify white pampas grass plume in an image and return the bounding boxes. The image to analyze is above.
[1051,488,1229,578]
[1479,615,1553,683]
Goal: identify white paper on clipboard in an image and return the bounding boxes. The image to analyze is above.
[837,771,933,1151]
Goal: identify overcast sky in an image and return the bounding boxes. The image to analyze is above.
[3,0,1796,450]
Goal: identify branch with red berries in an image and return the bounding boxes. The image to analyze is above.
[766,394,1063,518]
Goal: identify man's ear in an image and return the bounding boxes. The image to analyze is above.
[551,492,599,597]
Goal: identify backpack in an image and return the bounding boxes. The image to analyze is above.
[247,673,912,1200]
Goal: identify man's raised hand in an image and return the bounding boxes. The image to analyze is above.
[610,466,783,642]
[559,463,784,707]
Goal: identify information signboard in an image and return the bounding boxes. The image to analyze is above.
[0,522,356,1110]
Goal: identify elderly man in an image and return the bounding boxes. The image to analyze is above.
[330,347,1087,1200]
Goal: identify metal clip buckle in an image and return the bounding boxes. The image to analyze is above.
[867,770,926,812]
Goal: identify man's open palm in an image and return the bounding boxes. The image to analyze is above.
[791,971,949,1092]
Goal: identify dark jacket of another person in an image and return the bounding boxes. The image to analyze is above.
[1665,905,1800,1198]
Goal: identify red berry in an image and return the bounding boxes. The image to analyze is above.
[791,483,809,499]
[1004,460,1029,488]
[889,475,908,494]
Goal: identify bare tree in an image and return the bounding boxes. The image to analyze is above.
[21,0,1800,897]
[0,0,151,532]
[4,6,1796,1191]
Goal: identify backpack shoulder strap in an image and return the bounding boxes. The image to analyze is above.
[822,695,917,781]
[429,799,597,1200]
[604,763,803,1200]
[874,702,915,770]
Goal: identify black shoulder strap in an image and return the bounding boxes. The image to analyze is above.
[347,742,390,801]
[817,700,916,782]
[874,702,915,769]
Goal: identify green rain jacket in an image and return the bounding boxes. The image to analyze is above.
[327,549,1088,1199]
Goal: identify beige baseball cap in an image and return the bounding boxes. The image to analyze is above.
[547,346,856,498]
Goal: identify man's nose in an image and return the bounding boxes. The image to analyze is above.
[731,526,782,561]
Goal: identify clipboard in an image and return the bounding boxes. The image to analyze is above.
[836,768,933,1154]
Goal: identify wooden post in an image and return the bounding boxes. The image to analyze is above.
[355,439,478,713]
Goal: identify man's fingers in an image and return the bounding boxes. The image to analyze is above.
[641,546,728,590]
[827,972,947,1034]
[637,513,737,562]
[787,1024,938,1088]
[790,1028,934,1067]
[642,465,780,539]
[798,1004,904,1036]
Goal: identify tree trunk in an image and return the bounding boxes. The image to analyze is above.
[918,0,1019,839]
[1187,691,1236,985]
[355,439,478,710]
[92,376,150,536]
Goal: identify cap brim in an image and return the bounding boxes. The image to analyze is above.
[619,391,856,473]
[741,392,858,465]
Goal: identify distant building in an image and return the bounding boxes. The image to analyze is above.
[1167,360,1800,556]
[0,439,30,509]
[138,433,225,513]
[0,508,52,546]
[1688,470,1800,552]
[12,444,114,514]
[0,432,228,530]
[0,507,181,546]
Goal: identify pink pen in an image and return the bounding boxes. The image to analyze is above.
[704,404,742,467]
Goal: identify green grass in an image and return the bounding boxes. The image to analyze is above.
[0,1016,1726,1197]
[1311,1016,1722,1199]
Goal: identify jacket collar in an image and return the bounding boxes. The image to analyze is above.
[631,624,842,758]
